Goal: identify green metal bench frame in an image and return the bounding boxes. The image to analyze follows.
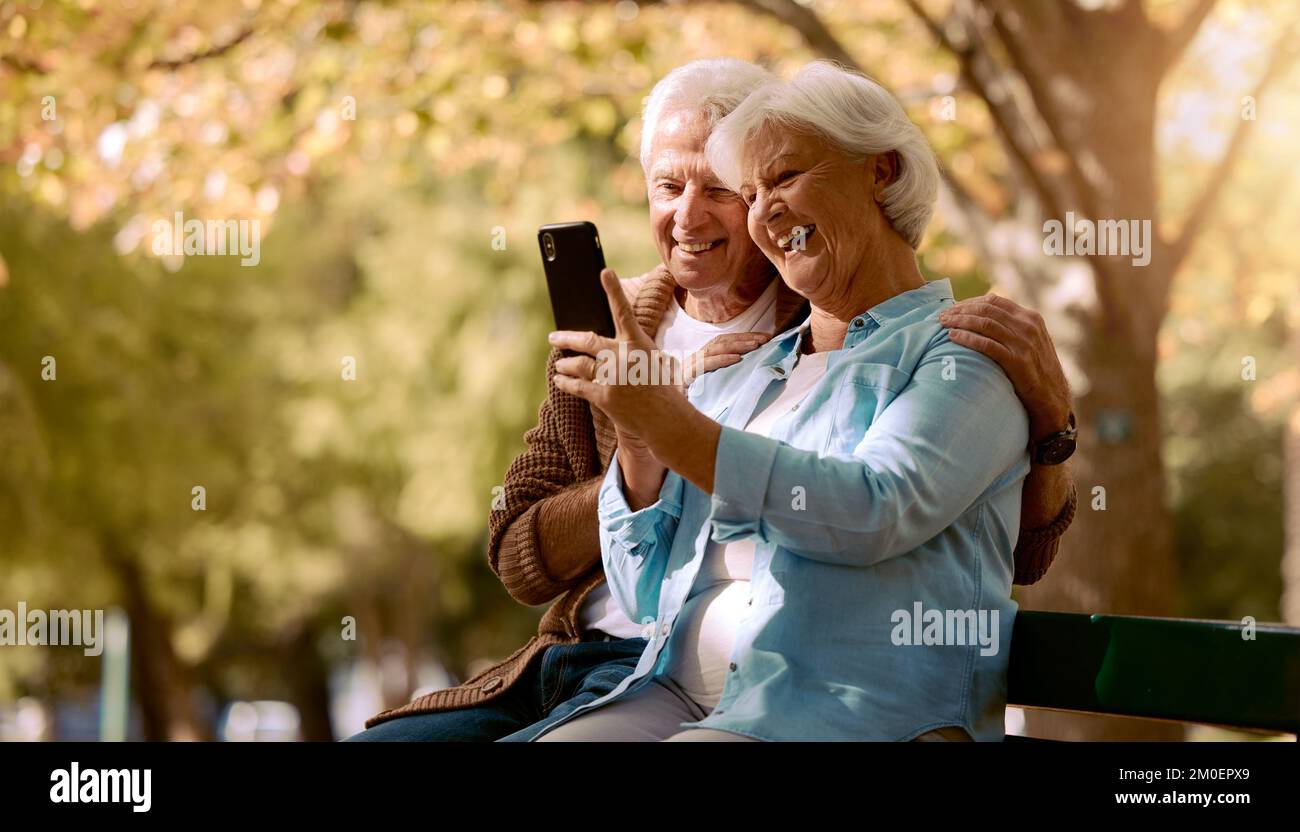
[1006,611,1300,736]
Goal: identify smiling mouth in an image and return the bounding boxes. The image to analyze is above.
[678,239,723,253]
[777,224,816,252]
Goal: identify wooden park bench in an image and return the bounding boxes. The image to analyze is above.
[1006,611,1300,739]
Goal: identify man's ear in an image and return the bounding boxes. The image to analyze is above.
[870,151,901,203]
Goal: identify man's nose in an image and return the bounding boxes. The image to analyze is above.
[674,184,710,231]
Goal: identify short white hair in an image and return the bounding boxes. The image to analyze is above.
[639,58,776,173]
[705,61,940,249]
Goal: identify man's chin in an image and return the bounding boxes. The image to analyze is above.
[668,257,729,289]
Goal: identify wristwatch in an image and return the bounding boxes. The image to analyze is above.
[1031,412,1077,466]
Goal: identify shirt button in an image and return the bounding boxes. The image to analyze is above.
[852,317,864,328]
[729,662,737,672]
[661,624,670,636]
[481,677,503,694]
[640,622,655,640]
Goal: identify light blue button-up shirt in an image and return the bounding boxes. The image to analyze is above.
[531,279,1030,741]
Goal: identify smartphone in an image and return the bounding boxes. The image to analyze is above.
[538,221,617,356]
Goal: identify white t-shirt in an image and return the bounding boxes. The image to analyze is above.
[577,277,782,639]
[662,348,828,708]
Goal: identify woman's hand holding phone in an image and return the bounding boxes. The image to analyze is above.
[549,268,689,508]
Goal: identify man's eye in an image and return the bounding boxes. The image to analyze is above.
[775,169,799,184]
[657,182,682,193]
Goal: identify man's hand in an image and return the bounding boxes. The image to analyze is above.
[682,331,771,388]
[939,294,1072,443]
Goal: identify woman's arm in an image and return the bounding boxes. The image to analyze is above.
[939,295,1077,584]
[550,271,1024,568]
[597,450,684,624]
[655,341,1028,566]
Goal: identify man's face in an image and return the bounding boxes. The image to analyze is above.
[646,109,768,293]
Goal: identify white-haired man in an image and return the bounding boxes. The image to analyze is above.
[348,59,1075,742]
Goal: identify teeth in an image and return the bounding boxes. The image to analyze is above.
[679,240,720,253]
[777,224,816,251]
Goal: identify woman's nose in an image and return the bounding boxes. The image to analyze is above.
[752,189,784,228]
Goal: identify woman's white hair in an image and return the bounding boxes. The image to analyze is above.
[639,58,776,172]
[705,61,940,249]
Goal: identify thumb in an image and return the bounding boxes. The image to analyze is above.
[601,268,639,340]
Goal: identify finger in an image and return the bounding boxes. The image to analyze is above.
[696,353,744,376]
[940,300,1004,322]
[549,330,616,357]
[555,355,599,381]
[945,329,1018,371]
[699,332,772,356]
[940,313,1023,352]
[952,294,1041,331]
[983,293,1022,314]
[600,269,639,340]
[553,372,602,403]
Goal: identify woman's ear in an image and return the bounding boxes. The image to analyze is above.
[871,151,901,203]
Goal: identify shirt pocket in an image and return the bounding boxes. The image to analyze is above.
[828,362,912,454]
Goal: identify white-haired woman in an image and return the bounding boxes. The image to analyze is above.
[542,61,1067,741]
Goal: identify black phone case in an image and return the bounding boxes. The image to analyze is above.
[538,222,617,356]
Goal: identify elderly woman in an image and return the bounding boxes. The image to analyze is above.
[539,62,1040,742]
[352,59,1075,742]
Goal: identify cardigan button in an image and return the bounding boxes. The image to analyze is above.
[481,676,503,694]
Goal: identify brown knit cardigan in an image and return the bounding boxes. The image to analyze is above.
[365,267,1076,728]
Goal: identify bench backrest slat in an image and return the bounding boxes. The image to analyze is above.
[1007,611,1300,734]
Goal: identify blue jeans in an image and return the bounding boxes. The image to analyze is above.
[344,636,647,742]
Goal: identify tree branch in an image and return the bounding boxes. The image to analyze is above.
[0,53,49,75]
[986,3,1094,214]
[147,25,255,70]
[734,0,862,70]
[1168,20,1299,274]
[900,0,1068,224]
[1164,0,1218,71]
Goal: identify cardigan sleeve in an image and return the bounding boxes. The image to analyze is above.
[487,346,605,606]
[1010,480,1077,585]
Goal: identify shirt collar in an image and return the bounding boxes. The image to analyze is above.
[761,278,954,373]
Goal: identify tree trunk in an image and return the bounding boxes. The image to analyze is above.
[108,541,213,741]
[1282,330,1300,626]
[1018,297,1183,740]
[281,624,336,742]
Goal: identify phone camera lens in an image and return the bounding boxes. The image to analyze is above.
[542,233,557,261]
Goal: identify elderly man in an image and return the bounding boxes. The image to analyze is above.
[347,58,1076,742]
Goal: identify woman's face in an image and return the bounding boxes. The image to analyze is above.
[646,109,770,293]
[738,125,890,303]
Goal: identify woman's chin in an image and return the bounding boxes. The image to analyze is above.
[777,257,823,297]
